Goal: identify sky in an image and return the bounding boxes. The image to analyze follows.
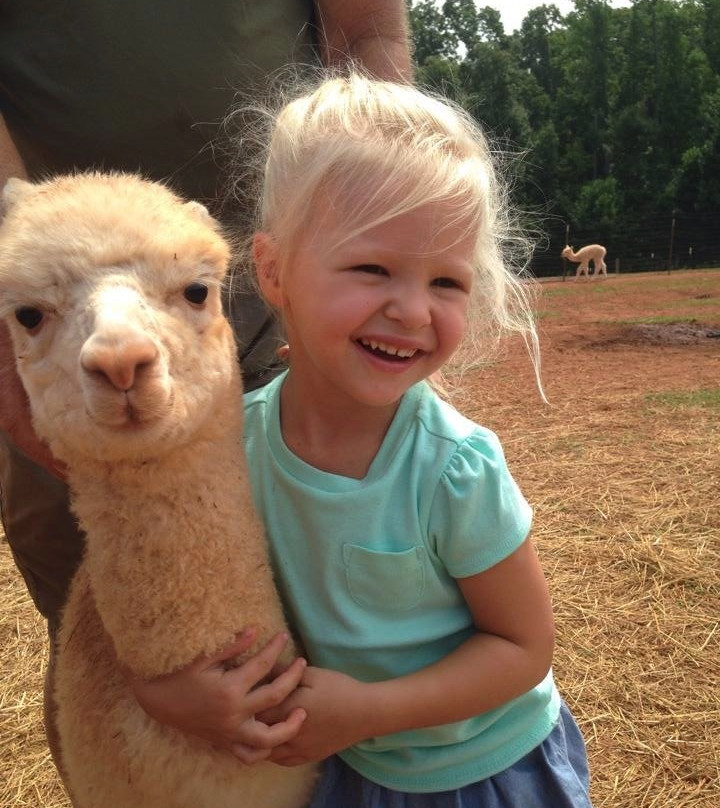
[483,1,633,34]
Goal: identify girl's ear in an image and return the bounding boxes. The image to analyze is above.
[252,232,283,308]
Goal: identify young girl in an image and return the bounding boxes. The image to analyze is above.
[134,73,592,807]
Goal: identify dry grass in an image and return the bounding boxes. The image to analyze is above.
[0,557,68,807]
[2,269,719,807]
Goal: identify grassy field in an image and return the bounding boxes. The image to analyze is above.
[2,269,719,807]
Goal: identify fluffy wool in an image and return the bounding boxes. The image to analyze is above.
[0,173,316,807]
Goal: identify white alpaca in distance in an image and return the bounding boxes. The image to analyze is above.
[0,173,316,808]
[562,243,608,280]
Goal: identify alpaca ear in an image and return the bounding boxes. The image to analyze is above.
[2,177,35,216]
[252,232,283,308]
[183,200,212,221]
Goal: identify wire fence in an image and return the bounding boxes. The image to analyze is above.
[530,210,720,278]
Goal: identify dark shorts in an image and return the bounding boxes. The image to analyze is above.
[309,701,593,808]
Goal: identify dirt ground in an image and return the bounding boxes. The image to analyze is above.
[482,267,720,400]
[454,269,720,808]
[1,268,719,808]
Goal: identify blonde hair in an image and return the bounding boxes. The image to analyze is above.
[243,72,541,391]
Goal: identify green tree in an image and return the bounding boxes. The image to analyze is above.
[611,0,714,212]
[441,0,480,52]
[406,0,720,258]
[573,176,623,229]
[701,0,720,74]
[408,0,458,63]
[459,41,530,143]
[518,4,564,95]
[669,84,720,212]
[554,0,615,183]
[475,5,508,47]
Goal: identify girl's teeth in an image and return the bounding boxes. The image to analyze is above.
[361,339,416,358]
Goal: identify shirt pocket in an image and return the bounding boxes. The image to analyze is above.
[342,544,426,611]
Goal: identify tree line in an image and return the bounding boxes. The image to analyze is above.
[408,0,720,275]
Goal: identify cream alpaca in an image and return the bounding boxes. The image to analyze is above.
[0,173,316,808]
[561,244,607,280]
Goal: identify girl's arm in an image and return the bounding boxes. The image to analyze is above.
[370,534,555,730]
[260,536,555,766]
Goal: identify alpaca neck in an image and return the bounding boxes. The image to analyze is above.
[66,383,272,678]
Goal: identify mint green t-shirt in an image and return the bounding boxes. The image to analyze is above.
[243,374,560,792]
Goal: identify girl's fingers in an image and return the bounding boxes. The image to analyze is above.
[244,656,307,714]
[229,632,294,690]
[231,743,273,765]
[201,627,259,668]
[271,754,309,767]
[124,628,259,686]
[232,708,307,760]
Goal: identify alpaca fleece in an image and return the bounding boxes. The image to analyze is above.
[0,173,316,807]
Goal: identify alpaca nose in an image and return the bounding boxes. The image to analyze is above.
[81,333,159,392]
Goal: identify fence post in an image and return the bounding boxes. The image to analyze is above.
[668,216,676,273]
[562,224,570,281]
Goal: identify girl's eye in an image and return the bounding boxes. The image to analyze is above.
[15,306,44,330]
[183,282,209,305]
[353,264,388,276]
[432,277,463,290]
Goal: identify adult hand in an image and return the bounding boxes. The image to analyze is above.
[0,322,64,477]
[128,628,308,762]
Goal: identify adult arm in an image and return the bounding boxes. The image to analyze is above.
[0,323,64,474]
[314,0,413,81]
[0,116,61,473]
[0,113,27,188]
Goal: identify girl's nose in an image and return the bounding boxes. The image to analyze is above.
[384,284,432,330]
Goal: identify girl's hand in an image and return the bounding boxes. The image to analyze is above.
[127,629,308,762]
[246,666,372,766]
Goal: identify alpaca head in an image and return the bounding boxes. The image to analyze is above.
[0,173,237,463]
[561,245,572,259]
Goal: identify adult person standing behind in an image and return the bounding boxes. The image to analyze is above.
[0,0,411,778]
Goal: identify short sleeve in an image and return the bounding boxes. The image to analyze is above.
[427,429,533,578]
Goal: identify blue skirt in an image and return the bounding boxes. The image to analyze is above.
[308,701,592,808]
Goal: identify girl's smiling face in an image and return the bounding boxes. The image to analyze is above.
[255,199,475,413]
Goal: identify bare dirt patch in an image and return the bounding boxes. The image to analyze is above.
[623,322,720,345]
[2,269,719,808]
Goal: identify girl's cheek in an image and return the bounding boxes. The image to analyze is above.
[449,298,470,328]
[331,291,375,321]
[447,309,470,352]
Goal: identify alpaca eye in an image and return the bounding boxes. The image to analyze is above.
[15,306,44,330]
[183,283,209,305]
